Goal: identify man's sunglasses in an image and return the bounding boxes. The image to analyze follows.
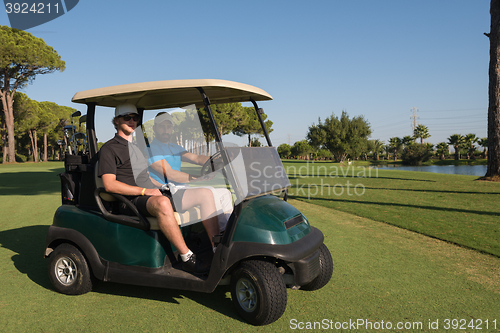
[120,114,139,122]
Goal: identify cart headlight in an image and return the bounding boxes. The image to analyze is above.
[284,214,307,229]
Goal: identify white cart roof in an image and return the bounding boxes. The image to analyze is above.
[72,79,272,110]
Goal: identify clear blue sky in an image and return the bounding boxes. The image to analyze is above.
[1,0,491,148]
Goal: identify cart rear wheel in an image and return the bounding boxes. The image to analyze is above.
[301,243,333,291]
[48,243,93,295]
[230,260,287,326]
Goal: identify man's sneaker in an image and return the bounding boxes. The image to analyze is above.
[181,253,210,274]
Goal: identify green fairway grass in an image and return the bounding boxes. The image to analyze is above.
[0,162,499,332]
[283,160,500,258]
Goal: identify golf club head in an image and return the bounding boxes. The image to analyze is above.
[74,133,86,140]
[79,115,87,124]
[64,125,76,132]
[64,125,77,154]
[71,111,82,118]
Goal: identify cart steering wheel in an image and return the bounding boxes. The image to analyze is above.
[200,151,224,176]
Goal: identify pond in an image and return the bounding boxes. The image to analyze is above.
[372,164,487,176]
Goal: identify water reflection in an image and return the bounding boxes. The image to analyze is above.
[373,164,487,176]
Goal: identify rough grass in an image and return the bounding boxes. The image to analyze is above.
[0,162,499,332]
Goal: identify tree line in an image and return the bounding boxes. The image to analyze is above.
[278,111,371,162]
[197,103,273,147]
[1,25,66,163]
[1,92,78,162]
[139,104,273,150]
[277,113,488,166]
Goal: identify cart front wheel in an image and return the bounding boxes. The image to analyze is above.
[48,243,93,295]
[230,260,287,326]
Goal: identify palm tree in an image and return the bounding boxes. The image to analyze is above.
[478,137,488,159]
[436,142,449,160]
[463,133,478,160]
[414,124,431,144]
[402,135,414,147]
[388,137,402,161]
[447,134,464,160]
[369,139,384,161]
[384,144,391,160]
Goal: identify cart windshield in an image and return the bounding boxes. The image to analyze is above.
[128,104,290,214]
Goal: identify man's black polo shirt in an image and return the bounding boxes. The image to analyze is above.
[98,134,154,188]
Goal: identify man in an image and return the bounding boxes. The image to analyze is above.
[98,103,213,274]
[147,112,233,234]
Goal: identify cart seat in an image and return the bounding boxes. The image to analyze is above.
[94,162,201,230]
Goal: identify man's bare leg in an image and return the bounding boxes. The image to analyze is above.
[181,188,220,247]
[146,195,210,274]
[146,195,189,254]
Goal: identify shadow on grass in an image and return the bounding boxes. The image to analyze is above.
[0,168,63,196]
[291,195,500,217]
[289,183,499,195]
[288,174,436,182]
[0,225,244,323]
[92,282,242,322]
[0,225,52,289]
[361,186,500,195]
[372,176,436,182]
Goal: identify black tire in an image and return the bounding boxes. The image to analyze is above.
[48,243,93,295]
[230,260,287,326]
[301,243,333,291]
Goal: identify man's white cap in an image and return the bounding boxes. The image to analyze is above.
[115,103,138,117]
[154,112,174,125]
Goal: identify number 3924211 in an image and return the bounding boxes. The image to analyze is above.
[5,2,60,14]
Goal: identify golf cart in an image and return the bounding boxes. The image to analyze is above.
[45,79,333,326]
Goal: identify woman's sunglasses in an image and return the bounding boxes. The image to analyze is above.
[121,114,139,122]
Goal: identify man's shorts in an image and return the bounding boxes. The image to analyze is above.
[118,189,186,217]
